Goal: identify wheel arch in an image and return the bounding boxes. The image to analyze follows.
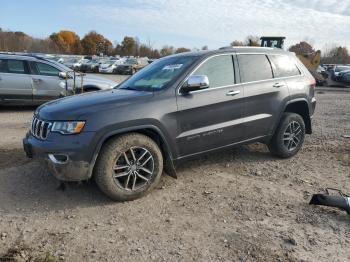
[90,125,177,179]
[82,85,100,92]
[283,99,312,134]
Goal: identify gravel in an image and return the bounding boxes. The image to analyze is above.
[0,82,349,261]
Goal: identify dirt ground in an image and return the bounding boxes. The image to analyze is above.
[0,79,349,261]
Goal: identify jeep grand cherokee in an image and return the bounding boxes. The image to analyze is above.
[23,47,316,201]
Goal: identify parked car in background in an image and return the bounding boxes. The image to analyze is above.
[115,57,149,74]
[333,65,350,77]
[80,59,100,73]
[63,57,84,70]
[0,54,117,105]
[337,70,350,84]
[23,47,316,201]
[99,59,124,74]
[73,59,90,71]
[46,56,62,64]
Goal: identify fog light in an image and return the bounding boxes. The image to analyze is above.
[48,154,69,164]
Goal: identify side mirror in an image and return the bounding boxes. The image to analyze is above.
[181,75,209,94]
[59,72,68,79]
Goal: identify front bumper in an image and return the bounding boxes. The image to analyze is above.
[23,131,96,181]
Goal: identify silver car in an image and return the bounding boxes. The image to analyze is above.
[0,54,117,105]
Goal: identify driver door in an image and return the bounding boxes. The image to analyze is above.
[175,54,245,157]
[29,61,64,103]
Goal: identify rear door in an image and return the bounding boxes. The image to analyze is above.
[268,54,303,100]
[29,61,63,103]
[0,59,33,103]
[176,54,245,157]
[237,53,289,139]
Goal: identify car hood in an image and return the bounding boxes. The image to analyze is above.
[36,89,153,120]
[66,74,117,89]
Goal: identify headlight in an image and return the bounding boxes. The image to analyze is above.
[51,121,85,134]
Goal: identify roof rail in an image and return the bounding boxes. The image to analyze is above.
[0,52,51,61]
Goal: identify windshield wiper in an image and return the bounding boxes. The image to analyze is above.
[119,86,138,91]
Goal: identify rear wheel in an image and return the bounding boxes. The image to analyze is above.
[94,133,163,201]
[268,113,305,158]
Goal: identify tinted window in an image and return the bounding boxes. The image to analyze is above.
[238,54,273,83]
[35,62,60,76]
[269,55,300,77]
[0,59,7,73]
[193,55,235,88]
[7,60,26,74]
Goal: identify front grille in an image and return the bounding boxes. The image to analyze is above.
[31,117,52,140]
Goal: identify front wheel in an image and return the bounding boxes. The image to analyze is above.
[268,113,305,158]
[94,133,163,201]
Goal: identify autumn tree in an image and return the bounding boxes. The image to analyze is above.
[289,41,315,55]
[322,46,350,64]
[151,49,161,58]
[120,36,137,56]
[138,44,152,57]
[80,31,112,55]
[50,30,81,54]
[175,47,191,54]
[160,45,174,57]
[231,40,244,46]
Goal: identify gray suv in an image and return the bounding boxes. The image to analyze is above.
[23,47,316,201]
[0,54,117,105]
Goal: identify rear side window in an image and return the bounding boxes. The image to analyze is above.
[238,54,273,83]
[35,62,60,76]
[7,60,26,74]
[269,55,301,77]
[0,59,7,73]
[193,55,235,88]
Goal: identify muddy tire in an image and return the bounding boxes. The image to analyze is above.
[94,133,163,201]
[268,113,305,158]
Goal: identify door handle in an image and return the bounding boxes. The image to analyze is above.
[273,83,284,88]
[226,90,240,96]
[32,78,42,83]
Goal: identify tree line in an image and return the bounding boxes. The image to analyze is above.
[0,28,192,58]
[0,28,349,63]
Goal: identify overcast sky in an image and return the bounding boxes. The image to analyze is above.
[1,0,349,50]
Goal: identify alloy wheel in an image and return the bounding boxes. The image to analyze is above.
[113,147,155,191]
[283,121,302,151]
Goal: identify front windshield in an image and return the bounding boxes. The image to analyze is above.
[118,55,198,91]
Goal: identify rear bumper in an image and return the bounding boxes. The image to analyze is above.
[311,97,316,116]
[23,132,96,181]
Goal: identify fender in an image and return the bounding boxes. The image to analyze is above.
[88,124,177,179]
[272,97,311,135]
